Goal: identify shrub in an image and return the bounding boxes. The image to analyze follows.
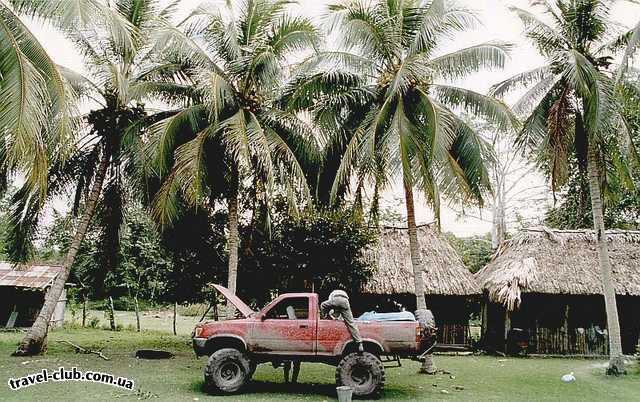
[88,317,100,328]
[238,208,377,306]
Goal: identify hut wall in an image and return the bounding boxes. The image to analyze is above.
[486,294,640,355]
[0,288,45,327]
[51,289,67,328]
[483,301,507,352]
[619,295,640,354]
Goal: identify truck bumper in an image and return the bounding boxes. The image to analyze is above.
[192,337,207,356]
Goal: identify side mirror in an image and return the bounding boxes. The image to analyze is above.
[260,315,267,321]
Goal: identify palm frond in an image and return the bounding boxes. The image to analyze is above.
[268,15,321,57]
[489,66,551,98]
[617,18,640,81]
[429,41,512,81]
[147,105,208,177]
[408,0,479,56]
[11,0,136,53]
[509,6,566,56]
[430,84,519,132]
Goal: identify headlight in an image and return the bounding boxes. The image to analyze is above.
[194,327,203,338]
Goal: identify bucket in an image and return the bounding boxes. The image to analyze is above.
[336,386,353,402]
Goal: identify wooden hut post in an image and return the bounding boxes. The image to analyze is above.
[563,303,570,354]
[480,300,488,340]
[504,310,511,352]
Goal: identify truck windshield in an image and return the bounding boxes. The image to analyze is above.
[265,297,309,320]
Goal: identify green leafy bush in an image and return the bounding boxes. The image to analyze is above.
[238,208,377,306]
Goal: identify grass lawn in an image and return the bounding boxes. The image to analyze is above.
[0,325,638,401]
[65,308,202,336]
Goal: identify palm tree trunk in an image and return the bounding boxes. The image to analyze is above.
[586,141,625,375]
[403,182,427,311]
[14,153,110,356]
[404,182,436,374]
[226,176,240,319]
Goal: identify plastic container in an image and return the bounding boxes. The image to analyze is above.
[336,385,353,402]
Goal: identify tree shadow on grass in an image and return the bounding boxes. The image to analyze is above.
[189,380,416,399]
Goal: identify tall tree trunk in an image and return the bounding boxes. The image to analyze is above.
[491,175,507,250]
[404,183,437,374]
[491,203,506,250]
[586,142,625,375]
[14,153,110,356]
[403,182,426,310]
[226,176,240,319]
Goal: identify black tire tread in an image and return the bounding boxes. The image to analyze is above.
[335,352,385,398]
[203,348,251,394]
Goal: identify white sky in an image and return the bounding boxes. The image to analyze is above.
[22,0,640,236]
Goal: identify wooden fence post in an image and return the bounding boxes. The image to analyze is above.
[134,296,141,332]
[173,302,177,335]
[108,297,116,331]
[82,293,87,328]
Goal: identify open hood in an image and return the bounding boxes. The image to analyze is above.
[213,284,255,318]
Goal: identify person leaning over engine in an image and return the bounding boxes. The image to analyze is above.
[320,290,364,353]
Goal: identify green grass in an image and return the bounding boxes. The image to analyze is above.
[0,324,639,401]
[64,307,201,335]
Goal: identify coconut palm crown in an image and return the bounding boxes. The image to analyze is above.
[147,0,322,304]
[282,0,517,311]
[11,0,196,356]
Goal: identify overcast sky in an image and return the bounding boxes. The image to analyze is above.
[22,0,640,236]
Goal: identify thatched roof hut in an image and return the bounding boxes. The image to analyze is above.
[361,223,480,348]
[476,227,640,311]
[363,223,480,296]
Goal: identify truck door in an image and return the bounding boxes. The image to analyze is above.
[251,296,315,355]
[316,318,350,355]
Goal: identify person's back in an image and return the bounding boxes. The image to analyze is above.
[320,290,363,352]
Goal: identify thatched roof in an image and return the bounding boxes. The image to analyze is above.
[363,223,480,296]
[476,227,640,311]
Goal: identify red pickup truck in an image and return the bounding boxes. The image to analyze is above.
[192,285,433,397]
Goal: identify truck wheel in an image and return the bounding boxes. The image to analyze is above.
[336,352,385,398]
[204,348,251,394]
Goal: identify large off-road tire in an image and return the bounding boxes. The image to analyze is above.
[204,348,251,394]
[335,352,385,398]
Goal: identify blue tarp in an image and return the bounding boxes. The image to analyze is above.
[357,311,416,322]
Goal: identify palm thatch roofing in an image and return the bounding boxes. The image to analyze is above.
[363,223,480,296]
[476,227,640,311]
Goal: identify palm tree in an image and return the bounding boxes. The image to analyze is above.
[286,0,516,313]
[147,0,321,316]
[0,1,77,205]
[490,0,638,375]
[12,0,192,356]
